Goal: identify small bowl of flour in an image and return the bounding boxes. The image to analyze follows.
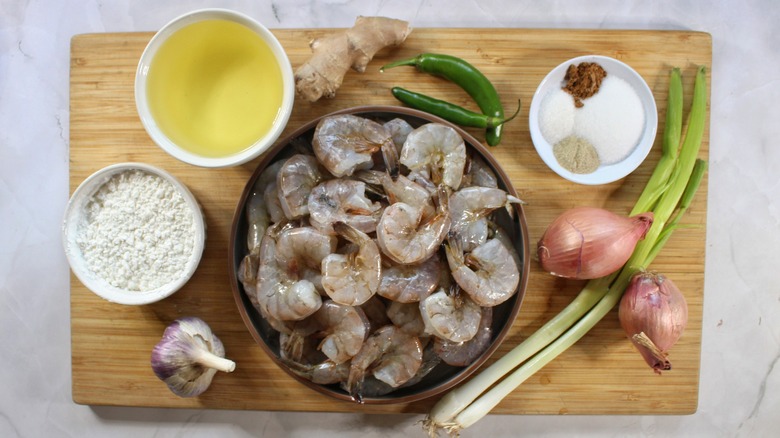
[63,163,206,305]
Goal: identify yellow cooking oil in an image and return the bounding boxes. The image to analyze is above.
[147,19,283,157]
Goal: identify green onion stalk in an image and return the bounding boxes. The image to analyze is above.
[423,66,708,437]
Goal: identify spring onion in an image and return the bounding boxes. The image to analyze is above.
[423,66,708,436]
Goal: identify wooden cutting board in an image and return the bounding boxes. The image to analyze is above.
[69,28,711,414]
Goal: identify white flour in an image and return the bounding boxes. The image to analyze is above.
[77,169,196,292]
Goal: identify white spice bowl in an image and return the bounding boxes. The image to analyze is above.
[62,163,206,305]
[529,55,658,185]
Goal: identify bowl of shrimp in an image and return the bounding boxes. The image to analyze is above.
[229,106,530,404]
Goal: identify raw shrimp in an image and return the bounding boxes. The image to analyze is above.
[449,186,523,252]
[321,222,381,306]
[263,181,286,224]
[445,237,520,307]
[311,300,371,364]
[383,117,414,153]
[256,229,322,321]
[407,170,437,195]
[462,152,498,188]
[377,254,440,303]
[376,185,451,265]
[283,359,350,385]
[279,318,320,362]
[308,179,382,235]
[312,114,394,177]
[419,288,481,342]
[277,154,326,220]
[347,325,423,402]
[434,306,493,366]
[246,160,285,253]
[359,295,391,331]
[275,226,338,292]
[400,123,466,190]
[492,224,523,273]
[386,301,426,337]
[398,338,441,388]
[238,254,260,301]
[238,253,293,334]
[355,169,436,222]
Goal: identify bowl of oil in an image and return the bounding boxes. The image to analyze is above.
[135,9,294,168]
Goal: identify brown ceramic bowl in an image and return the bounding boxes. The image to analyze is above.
[228,106,530,404]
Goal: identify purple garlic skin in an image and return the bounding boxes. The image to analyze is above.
[151,317,234,397]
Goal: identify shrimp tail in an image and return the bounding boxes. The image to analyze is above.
[504,194,525,218]
[381,136,401,180]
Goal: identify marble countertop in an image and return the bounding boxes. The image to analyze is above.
[2,1,777,436]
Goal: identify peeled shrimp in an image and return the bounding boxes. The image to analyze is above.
[246,160,286,253]
[321,222,381,306]
[313,114,394,177]
[386,301,426,337]
[277,154,326,220]
[347,325,423,401]
[275,226,338,292]
[311,300,371,364]
[376,185,451,265]
[400,123,466,190]
[419,289,481,342]
[308,179,382,236]
[434,306,493,366]
[256,229,322,321]
[445,237,520,307]
[377,254,440,303]
[449,186,523,252]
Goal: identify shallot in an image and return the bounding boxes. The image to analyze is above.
[619,272,688,373]
[537,207,654,279]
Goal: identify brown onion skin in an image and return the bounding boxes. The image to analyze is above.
[536,207,653,280]
[619,272,688,374]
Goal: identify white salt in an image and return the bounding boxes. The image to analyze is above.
[538,88,575,146]
[575,76,645,164]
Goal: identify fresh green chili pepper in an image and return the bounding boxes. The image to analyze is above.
[381,53,506,146]
[391,87,521,130]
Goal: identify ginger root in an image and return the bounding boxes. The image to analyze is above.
[294,16,412,102]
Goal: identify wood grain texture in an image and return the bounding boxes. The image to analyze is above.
[69,28,711,414]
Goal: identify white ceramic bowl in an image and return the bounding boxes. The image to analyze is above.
[63,163,206,305]
[135,9,295,168]
[529,55,658,185]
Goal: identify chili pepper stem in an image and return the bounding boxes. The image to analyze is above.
[486,99,522,128]
[379,56,420,72]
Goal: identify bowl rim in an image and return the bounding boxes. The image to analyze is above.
[134,8,295,168]
[528,54,658,185]
[228,105,531,404]
[63,162,206,305]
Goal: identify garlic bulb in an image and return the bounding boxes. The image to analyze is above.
[151,317,236,397]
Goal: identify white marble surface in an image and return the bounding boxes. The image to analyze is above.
[1,0,778,436]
